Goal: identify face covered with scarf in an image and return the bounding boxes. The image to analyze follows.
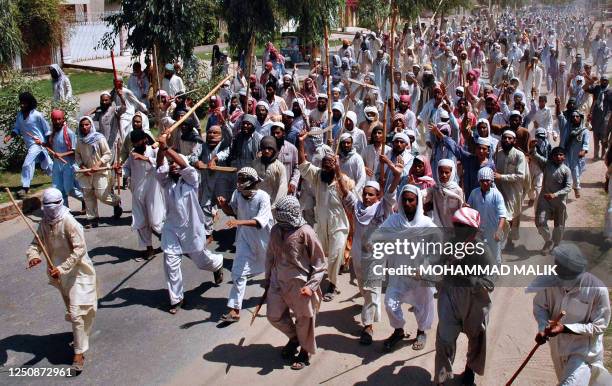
[274,195,306,229]
[259,136,278,165]
[236,167,262,198]
[320,152,337,184]
[41,187,69,224]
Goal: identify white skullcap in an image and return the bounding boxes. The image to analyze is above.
[392,132,409,143]
[455,86,464,93]
[339,132,352,143]
[270,121,285,130]
[256,100,270,110]
[502,130,516,138]
[476,136,490,146]
[439,109,450,119]
[282,110,294,117]
[317,93,328,99]
[364,181,380,191]
[509,110,522,117]
[478,167,494,181]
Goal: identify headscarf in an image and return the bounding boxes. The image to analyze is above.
[78,116,105,148]
[467,68,481,95]
[436,159,460,190]
[392,113,406,127]
[345,111,358,127]
[274,195,306,229]
[409,155,435,189]
[380,184,428,229]
[49,64,68,100]
[41,188,69,225]
[301,77,318,108]
[451,207,481,228]
[49,109,72,150]
[364,106,379,121]
[259,135,279,164]
[236,167,262,198]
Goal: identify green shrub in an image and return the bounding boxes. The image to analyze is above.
[0,70,79,171]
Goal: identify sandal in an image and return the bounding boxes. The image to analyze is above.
[213,267,224,285]
[290,351,310,370]
[220,311,240,323]
[412,332,426,350]
[383,328,405,351]
[71,355,85,373]
[169,300,183,315]
[281,339,299,359]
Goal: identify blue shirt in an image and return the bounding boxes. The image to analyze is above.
[50,127,77,162]
[12,109,51,148]
[467,187,507,232]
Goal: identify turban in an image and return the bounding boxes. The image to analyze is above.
[317,93,328,99]
[393,113,406,124]
[282,110,294,118]
[478,167,494,181]
[51,109,65,120]
[552,244,587,275]
[399,94,411,103]
[237,167,262,184]
[392,132,409,143]
[535,127,547,137]
[364,106,378,116]
[164,63,175,72]
[452,207,481,228]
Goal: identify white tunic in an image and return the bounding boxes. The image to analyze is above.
[156,165,206,254]
[123,146,165,233]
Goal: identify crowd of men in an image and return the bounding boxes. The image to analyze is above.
[7,3,612,385]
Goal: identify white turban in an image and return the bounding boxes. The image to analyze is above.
[502,130,516,138]
[41,188,69,225]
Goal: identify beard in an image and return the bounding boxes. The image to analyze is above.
[275,137,284,150]
[133,145,146,154]
[261,155,275,165]
[501,142,513,152]
[320,169,335,184]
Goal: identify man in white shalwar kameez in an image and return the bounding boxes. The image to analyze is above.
[217,167,274,322]
[123,130,165,260]
[26,188,97,372]
[155,135,224,314]
[338,156,402,345]
[377,184,437,352]
[527,244,611,386]
[297,130,353,302]
[337,132,366,195]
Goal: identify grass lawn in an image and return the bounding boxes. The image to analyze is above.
[0,170,52,204]
[196,51,213,62]
[21,70,117,100]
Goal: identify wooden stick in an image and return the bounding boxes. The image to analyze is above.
[250,286,269,326]
[111,50,118,82]
[115,141,121,194]
[325,25,332,145]
[74,166,112,174]
[506,311,566,386]
[379,101,388,188]
[163,74,233,138]
[195,165,237,173]
[389,3,398,114]
[346,78,377,89]
[4,188,55,270]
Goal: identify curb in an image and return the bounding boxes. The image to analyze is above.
[0,191,43,223]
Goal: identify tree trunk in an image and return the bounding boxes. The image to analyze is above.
[151,42,163,130]
[246,32,256,78]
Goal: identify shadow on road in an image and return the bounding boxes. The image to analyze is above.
[202,342,284,375]
[89,245,140,265]
[0,332,73,367]
[353,363,433,385]
[317,303,362,336]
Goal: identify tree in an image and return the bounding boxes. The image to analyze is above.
[356,1,390,33]
[101,0,219,64]
[281,0,344,47]
[221,0,280,73]
[17,0,62,50]
[0,0,24,69]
